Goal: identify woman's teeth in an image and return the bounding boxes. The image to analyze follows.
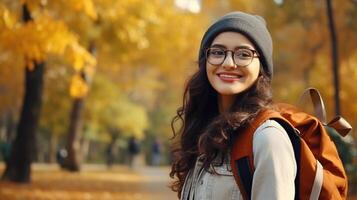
[219,74,240,78]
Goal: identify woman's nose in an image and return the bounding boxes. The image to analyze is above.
[222,51,237,70]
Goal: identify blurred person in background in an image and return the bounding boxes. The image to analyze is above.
[151,137,162,166]
[127,136,140,169]
[56,147,67,168]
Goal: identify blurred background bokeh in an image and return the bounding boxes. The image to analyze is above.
[0,0,356,199]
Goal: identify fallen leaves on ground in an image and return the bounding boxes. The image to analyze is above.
[0,164,175,200]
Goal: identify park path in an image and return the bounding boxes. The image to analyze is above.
[0,163,177,200]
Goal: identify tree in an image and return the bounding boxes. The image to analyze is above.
[0,0,95,182]
[1,3,46,183]
[325,0,340,115]
[62,44,96,171]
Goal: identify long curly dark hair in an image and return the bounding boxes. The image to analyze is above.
[169,54,273,197]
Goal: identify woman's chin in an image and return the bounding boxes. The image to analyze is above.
[214,87,246,96]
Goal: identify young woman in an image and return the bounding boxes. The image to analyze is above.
[170,12,296,200]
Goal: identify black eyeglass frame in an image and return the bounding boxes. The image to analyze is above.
[205,47,260,67]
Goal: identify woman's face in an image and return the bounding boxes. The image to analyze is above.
[206,32,260,96]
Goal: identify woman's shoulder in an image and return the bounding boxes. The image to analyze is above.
[252,119,297,174]
[252,119,292,150]
[254,119,287,135]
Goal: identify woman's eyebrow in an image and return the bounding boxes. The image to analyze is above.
[210,44,226,49]
[235,45,255,50]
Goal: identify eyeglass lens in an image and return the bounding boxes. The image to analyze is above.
[206,48,255,67]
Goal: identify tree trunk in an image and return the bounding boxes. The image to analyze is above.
[62,98,84,171]
[1,4,44,183]
[62,43,95,172]
[1,62,45,182]
[326,0,340,115]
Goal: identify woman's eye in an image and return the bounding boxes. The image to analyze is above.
[211,50,224,56]
[235,50,252,59]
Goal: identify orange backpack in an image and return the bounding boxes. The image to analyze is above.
[230,88,352,200]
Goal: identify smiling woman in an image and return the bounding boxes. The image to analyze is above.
[169,11,296,200]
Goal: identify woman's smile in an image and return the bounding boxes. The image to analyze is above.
[216,72,244,82]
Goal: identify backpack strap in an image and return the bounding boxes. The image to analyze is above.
[230,109,297,199]
[271,118,301,200]
[299,87,351,136]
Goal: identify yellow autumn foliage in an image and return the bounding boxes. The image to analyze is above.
[0,4,16,29]
[66,0,97,20]
[69,74,89,98]
[0,3,96,71]
[21,0,97,20]
[65,43,97,72]
[85,75,148,140]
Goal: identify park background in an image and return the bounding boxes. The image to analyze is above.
[0,0,356,199]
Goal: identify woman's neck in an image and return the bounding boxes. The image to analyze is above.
[218,94,236,113]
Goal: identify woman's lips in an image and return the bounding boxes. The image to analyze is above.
[217,73,243,82]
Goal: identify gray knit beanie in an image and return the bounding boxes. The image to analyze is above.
[199,11,273,77]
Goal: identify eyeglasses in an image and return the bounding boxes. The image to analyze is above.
[205,47,259,67]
